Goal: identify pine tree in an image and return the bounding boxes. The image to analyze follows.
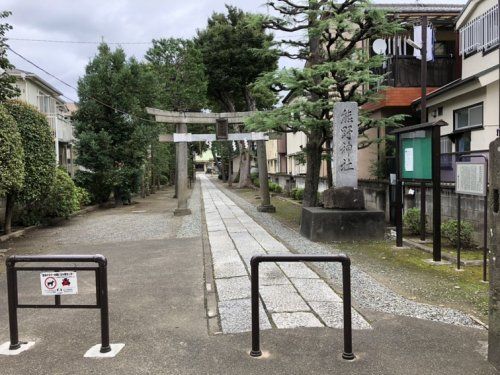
[246,0,404,206]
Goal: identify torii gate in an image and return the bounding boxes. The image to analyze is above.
[146,108,276,216]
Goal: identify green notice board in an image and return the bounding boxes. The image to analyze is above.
[400,130,432,180]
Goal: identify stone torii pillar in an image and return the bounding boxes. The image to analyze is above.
[146,108,275,216]
[174,122,191,216]
[256,140,275,213]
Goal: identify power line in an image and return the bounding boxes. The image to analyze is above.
[7,47,157,124]
[7,37,152,45]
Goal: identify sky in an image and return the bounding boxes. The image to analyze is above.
[3,0,468,102]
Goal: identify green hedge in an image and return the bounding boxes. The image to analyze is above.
[268,182,283,193]
[441,219,475,249]
[43,168,81,218]
[4,100,55,205]
[0,104,24,196]
[291,188,304,201]
[403,208,425,235]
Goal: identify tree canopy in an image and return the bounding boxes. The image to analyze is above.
[74,43,151,203]
[196,5,279,112]
[145,38,207,112]
[0,11,20,102]
[246,0,404,206]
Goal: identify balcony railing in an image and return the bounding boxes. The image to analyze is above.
[375,56,456,88]
[46,114,74,143]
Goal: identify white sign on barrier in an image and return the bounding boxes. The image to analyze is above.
[456,162,487,196]
[40,272,78,296]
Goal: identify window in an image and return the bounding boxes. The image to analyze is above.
[440,136,453,169]
[456,132,471,153]
[37,91,55,114]
[459,4,499,56]
[454,103,483,130]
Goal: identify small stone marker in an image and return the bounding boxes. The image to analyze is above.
[332,102,359,188]
[40,272,78,296]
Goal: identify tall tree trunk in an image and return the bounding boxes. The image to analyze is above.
[237,87,257,188]
[326,139,333,188]
[303,134,323,207]
[301,1,323,208]
[237,143,252,188]
[4,193,15,235]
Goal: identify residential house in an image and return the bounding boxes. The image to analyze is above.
[9,68,76,176]
[414,0,498,181]
[408,0,498,242]
[268,3,463,197]
[360,3,463,180]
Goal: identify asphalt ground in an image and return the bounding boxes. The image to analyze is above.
[0,184,497,374]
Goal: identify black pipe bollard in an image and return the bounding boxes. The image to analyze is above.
[250,254,355,360]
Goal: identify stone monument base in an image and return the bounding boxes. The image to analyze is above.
[174,208,192,216]
[322,186,365,209]
[300,207,385,242]
[257,204,276,213]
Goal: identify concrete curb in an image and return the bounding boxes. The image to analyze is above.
[402,238,484,267]
[0,205,99,243]
[200,191,222,335]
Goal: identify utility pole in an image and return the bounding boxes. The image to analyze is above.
[420,15,428,242]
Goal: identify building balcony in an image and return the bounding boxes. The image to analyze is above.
[47,114,74,143]
[375,56,456,88]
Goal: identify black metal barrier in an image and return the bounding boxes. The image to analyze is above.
[6,254,111,353]
[250,254,355,360]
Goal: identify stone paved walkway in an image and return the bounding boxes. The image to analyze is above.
[200,175,370,334]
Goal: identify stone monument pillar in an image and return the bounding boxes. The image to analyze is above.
[489,137,500,369]
[323,102,364,209]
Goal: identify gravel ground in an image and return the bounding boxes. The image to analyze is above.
[217,181,481,329]
[177,179,202,238]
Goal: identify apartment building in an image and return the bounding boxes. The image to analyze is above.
[9,68,76,176]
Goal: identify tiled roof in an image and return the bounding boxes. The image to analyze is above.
[373,3,463,13]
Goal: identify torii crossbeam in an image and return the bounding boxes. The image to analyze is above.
[146,108,275,216]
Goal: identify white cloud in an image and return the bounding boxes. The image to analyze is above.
[3,0,467,101]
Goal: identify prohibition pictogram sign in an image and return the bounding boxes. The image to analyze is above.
[44,277,57,290]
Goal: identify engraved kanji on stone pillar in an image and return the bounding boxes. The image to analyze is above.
[332,102,358,188]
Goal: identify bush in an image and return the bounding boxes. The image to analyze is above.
[269,182,282,193]
[441,219,475,248]
[44,168,80,218]
[252,176,260,187]
[75,187,91,207]
[291,188,304,201]
[4,100,55,205]
[403,208,425,235]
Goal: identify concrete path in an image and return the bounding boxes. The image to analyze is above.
[201,174,370,333]
[0,181,496,374]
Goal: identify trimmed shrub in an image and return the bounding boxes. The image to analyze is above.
[75,186,91,207]
[4,100,55,205]
[269,182,279,192]
[0,104,24,196]
[291,188,304,201]
[403,208,425,235]
[44,168,80,218]
[441,219,475,248]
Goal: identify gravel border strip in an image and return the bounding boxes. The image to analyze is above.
[217,181,482,329]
